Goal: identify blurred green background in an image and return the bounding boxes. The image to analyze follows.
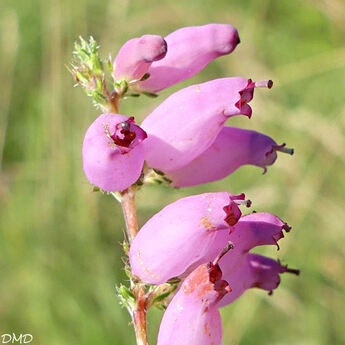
[0,0,344,344]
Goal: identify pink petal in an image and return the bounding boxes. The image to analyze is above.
[139,24,240,92]
[219,253,294,307]
[142,77,262,171]
[113,35,167,82]
[129,192,246,284]
[167,126,280,187]
[157,264,229,345]
[218,212,291,278]
[82,113,146,192]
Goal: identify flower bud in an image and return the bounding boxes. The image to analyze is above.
[129,192,247,284]
[142,77,271,171]
[157,263,229,345]
[139,24,240,92]
[82,113,147,192]
[113,34,167,82]
[167,126,287,187]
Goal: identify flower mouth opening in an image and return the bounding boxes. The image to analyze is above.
[107,117,147,154]
[235,79,273,117]
[223,193,251,227]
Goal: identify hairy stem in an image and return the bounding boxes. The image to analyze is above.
[133,285,149,345]
[120,188,139,242]
[120,188,149,345]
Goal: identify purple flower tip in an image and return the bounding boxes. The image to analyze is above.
[219,253,299,307]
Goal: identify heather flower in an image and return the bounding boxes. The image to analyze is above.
[82,113,147,192]
[137,23,240,93]
[166,126,293,187]
[113,34,167,83]
[129,192,250,284]
[142,77,273,172]
[219,253,300,307]
[157,260,230,345]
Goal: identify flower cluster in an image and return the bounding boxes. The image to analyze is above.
[72,23,298,345]
[130,193,298,345]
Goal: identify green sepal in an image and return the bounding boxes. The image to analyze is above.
[142,91,158,98]
[76,71,89,84]
[140,73,150,81]
[107,56,114,73]
[123,241,130,256]
[127,93,140,97]
[153,169,165,176]
[119,285,136,302]
[152,287,176,304]
[124,265,132,279]
[92,91,107,104]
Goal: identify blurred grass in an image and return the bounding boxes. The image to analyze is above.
[0,0,344,344]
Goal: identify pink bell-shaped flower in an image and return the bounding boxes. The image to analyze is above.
[142,77,273,171]
[82,113,147,192]
[219,253,300,307]
[138,23,240,93]
[129,192,250,284]
[166,126,293,187]
[113,34,167,82]
[157,258,231,345]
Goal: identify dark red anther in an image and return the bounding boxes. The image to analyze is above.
[111,117,137,148]
[207,262,223,284]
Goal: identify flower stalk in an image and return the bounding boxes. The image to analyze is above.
[120,188,149,345]
[133,285,149,345]
[120,188,139,243]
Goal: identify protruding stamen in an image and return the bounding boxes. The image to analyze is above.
[254,80,273,89]
[273,143,294,155]
[285,267,300,276]
[213,241,234,266]
[235,199,252,208]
